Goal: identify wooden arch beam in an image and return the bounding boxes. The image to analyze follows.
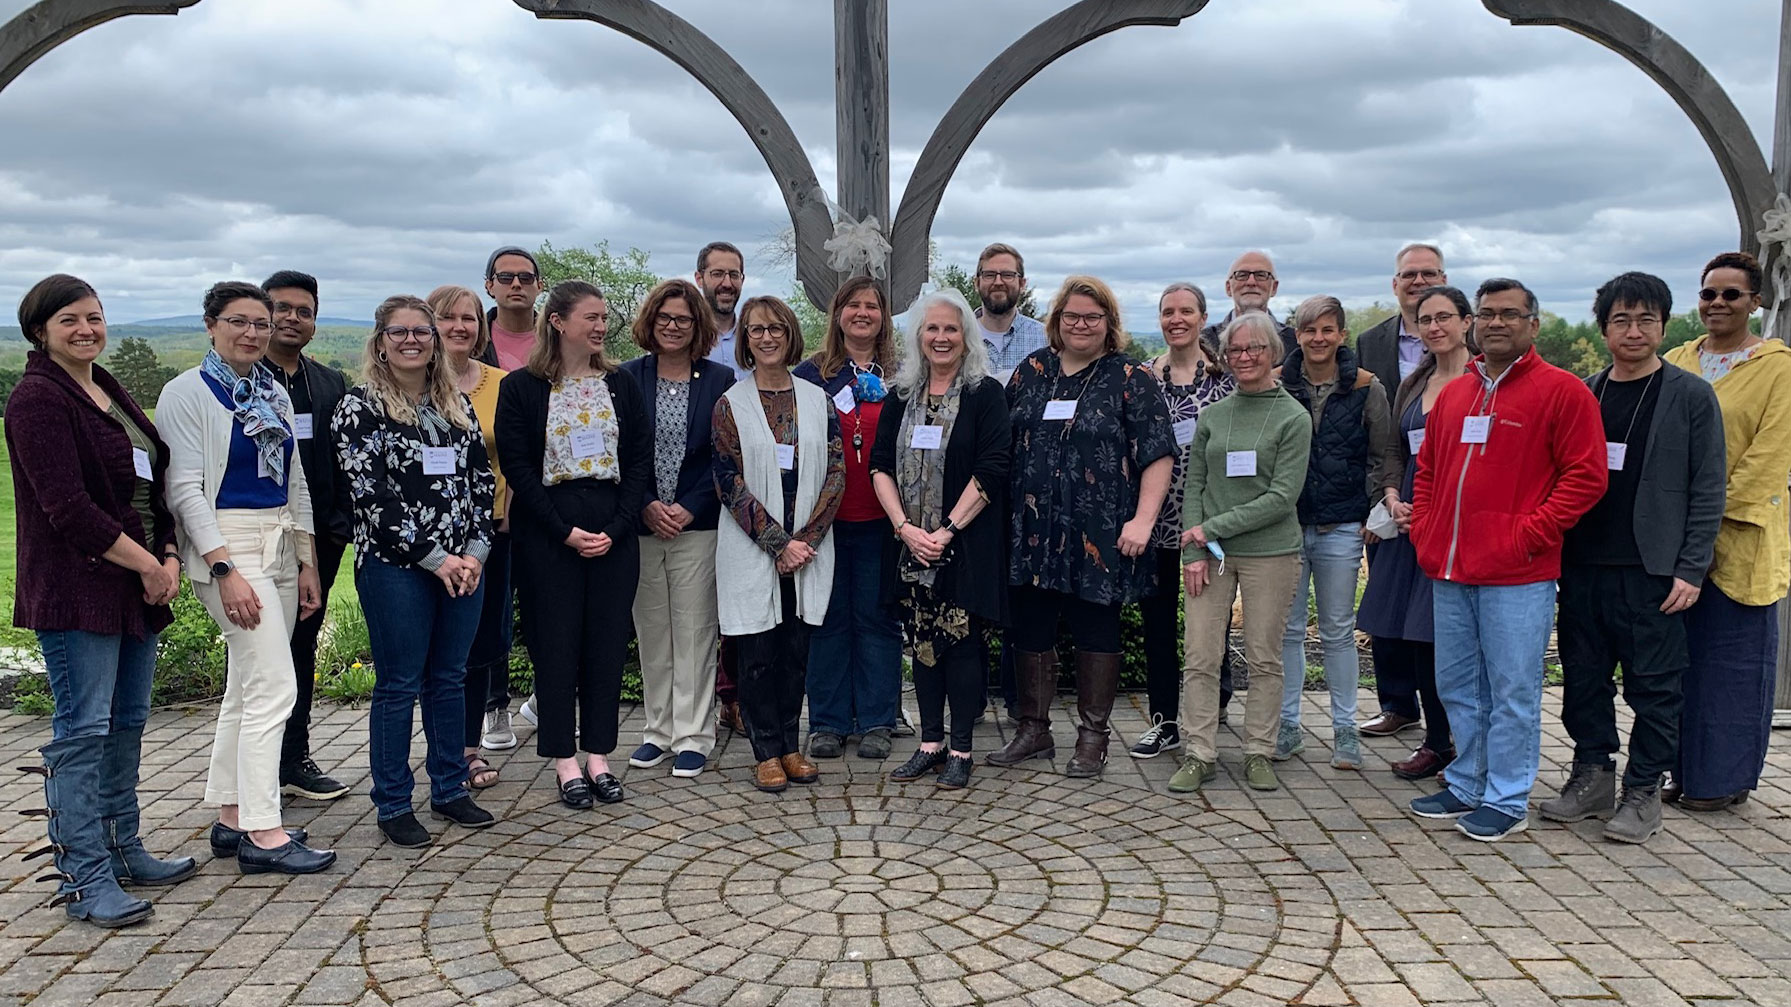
[0,0,201,95]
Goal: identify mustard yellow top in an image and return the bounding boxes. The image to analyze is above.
[464,361,509,520]
[1663,335,1791,605]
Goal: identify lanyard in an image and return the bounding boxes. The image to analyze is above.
[1597,368,1659,447]
[1048,354,1103,439]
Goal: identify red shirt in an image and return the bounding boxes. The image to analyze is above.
[1411,349,1607,585]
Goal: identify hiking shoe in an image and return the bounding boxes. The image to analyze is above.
[481,709,517,750]
[1129,717,1182,759]
[1457,807,1529,842]
[628,743,668,769]
[280,758,349,801]
[1330,724,1362,770]
[1410,789,1475,819]
[808,732,844,759]
[1603,785,1662,845]
[1539,762,1616,823]
[1243,754,1279,791]
[1272,720,1304,762]
[1168,755,1216,794]
[858,728,894,760]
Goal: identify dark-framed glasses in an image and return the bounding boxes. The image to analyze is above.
[655,312,696,330]
[746,322,788,338]
[703,269,744,283]
[492,271,538,287]
[1396,269,1443,283]
[1229,269,1274,283]
[1060,311,1107,329]
[1473,309,1535,324]
[219,316,272,334]
[1225,344,1269,360]
[1415,311,1459,327]
[1699,287,1753,302]
[382,325,435,343]
[977,270,1021,283]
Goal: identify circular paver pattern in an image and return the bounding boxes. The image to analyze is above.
[377,772,1340,1005]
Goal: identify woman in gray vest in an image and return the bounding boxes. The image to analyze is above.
[712,295,845,794]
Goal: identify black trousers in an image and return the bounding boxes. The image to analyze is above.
[915,623,985,752]
[1557,564,1686,789]
[463,531,513,746]
[1140,547,1234,723]
[282,532,347,767]
[737,577,812,762]
[1369,636,1450,752]
[1008,585,1122,653]
[514,483,640,759]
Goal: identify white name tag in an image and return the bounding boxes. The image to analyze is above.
[257,451,274,480]
[1043,399,1077,421]
[1461,415,1491,444]
[1173,418,1197,446]
[832,385,857,412]
[422,446,456,476]
[775,443,796,470]
[292,413,314,440]
[1226,450,1258,478]
[1407,429,1425,454]
[569,428,604,459]
[910,425,943,450]
[1606,442,1628,471]
[131,448,152,481]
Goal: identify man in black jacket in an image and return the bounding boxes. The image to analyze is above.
[259,270,351,801]
[1201,251,1297,364]
[1354,243,1448,412]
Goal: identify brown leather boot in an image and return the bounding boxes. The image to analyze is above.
[1066,651,1121,778]
[754,758,788,793]
[986,650,1059,767]
[781,752,819,784]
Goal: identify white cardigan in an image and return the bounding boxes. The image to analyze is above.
[156,367,315,583]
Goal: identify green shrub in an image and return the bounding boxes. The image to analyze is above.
[151,586,226,705]
[10,672,52,715]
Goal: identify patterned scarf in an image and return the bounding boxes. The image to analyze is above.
[201,350,288,486]
[894,379,963,588]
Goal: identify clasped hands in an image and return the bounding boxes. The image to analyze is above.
[432,554,484,598]
[898,522,954,567]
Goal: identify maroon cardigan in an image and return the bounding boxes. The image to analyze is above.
[7,352,176,638]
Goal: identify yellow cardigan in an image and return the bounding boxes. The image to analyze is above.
[1663,336,1791,605]
[465,361,509,521]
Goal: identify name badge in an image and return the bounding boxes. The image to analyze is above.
[1043,399,1077,421]
[1606,442,1628,471]
[569,428,605,459]
[910,425,943,450]
[775,443,796,470]
[256,451,275,480]
[131,448,152,481]
[1407,428,1425,454]
[422,446,456,476]
[832,385,857,412]
[292,413,314,440]
[1173,418,1197,446]
[1461,415,1491,444]
[1225,450,1258,478]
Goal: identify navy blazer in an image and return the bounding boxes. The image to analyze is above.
[620,353,734,532]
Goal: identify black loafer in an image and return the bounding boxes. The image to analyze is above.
[430,796,496,829]
[377,812,433,848]
[209,822,308,859]
[559,776,593,810]
[588,772,625,805]
[237,837,336,875]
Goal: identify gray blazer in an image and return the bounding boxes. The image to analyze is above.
[1355,314,1401,410]
[1583,362,1726,584]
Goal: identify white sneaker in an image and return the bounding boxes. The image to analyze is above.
[516,696,539,727]
[482,709,517,750]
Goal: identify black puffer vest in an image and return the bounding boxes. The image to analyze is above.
[1281,345,1372,526]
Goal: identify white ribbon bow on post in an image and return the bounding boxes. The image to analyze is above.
[821,203,892,281]
[1756,193,1791,343]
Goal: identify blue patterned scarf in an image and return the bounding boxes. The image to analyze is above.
[201,350,289,486]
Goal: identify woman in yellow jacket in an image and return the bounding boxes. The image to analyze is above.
[1662,251,1791,812]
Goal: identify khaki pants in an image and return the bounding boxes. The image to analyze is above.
[632,530,720,755]
[1181,552,1301,761]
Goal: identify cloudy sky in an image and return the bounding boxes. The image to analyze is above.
[0,0,1781,327]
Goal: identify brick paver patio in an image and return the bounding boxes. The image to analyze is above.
[0,689,1786,1006]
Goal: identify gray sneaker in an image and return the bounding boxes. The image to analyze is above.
[1538,762,1616,822]
[481,709,517,751]
[1329,724,1361,770]
[1603,784,1663,845]
[1272,720,1304,762]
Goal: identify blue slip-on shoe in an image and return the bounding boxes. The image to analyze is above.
[628,743,668,769]
[671,751,706,778]
[1456,807,1529,842]
[1409,789,1476,819]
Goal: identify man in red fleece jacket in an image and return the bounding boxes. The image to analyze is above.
[1408,278,1608,841]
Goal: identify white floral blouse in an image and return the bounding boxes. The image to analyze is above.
[544,374,622,485]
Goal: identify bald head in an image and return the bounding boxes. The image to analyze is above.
[1225,251,1279,313]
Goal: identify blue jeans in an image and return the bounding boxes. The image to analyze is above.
[806,519,903,736]
[358,557,484,821]
[1433,579,1555,818]
[1281,524,1363,730]
[39,631,158,742]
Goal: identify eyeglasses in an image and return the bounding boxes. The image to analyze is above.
[1060,311,1107,329]
[1397,269,1443,283]
[1473,309,1536,324]
[746,323,788,338]
[655,312,696,330]
[218,316,272,334]
[381,325,436,343]
[1225,344,1269,359]
[273,302,315,321]
[1699,287,1753,302]
[491,271,539,287]
[1415,311,1460,327]
[1605,314,1661,333]
[1229,269,1274,283]
[703,269,744,283]
[977,270,1021,283]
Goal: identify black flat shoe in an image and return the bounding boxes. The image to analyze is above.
[377,812,433,848]
[430,796,495,828]
[209,822,308,859]
[237,837,336,875]
[889,748,947,782]
[937,754,973,790]
[558,776,593,810]
[588,771,625,805]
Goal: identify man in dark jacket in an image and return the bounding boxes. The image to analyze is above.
[1201,251,1297,363]
[258,270,351,801]
[1355,243,1448,415]
[1538,272,1725,844]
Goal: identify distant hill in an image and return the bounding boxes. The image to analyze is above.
[128,314,372,328]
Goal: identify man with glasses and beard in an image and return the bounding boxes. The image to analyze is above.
[697,242,748,380]
[1202,251,1298,363]
[973,242,1045,386]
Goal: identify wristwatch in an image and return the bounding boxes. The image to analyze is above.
[940,517,959,535]
[210,559,235,579]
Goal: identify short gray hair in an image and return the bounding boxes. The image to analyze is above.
[1218,310,1284,367]
[1396,243,1445,271]
[1159,281,1207,314]
[892,288,990,398]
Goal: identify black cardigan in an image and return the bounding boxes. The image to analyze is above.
[494,367,651,546]
[618,353,734,532]
[869,375,1011,626]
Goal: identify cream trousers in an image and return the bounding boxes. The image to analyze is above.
[632,530,720,755]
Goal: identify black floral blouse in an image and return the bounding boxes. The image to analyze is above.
[334,387,496,572]
[1007,349,1175,605]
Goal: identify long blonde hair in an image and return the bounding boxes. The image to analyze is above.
[361,295,473,430]
[425,284,491,359]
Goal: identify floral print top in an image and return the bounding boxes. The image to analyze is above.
[544,375,622,485]
[712,386,847,558]
[333,387,495,572]
[1699,342,1764,382]
[1150,359,1236,548]
[652,376,692,502]
[1007,349,1176,605]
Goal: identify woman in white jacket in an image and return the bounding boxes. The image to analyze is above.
[156,281,334,876]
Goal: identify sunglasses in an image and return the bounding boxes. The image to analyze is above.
[1699,287,1754,302]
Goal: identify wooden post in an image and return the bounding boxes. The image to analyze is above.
[833,0,889,241]
[1775,0,1791,727]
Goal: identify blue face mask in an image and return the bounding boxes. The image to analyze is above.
[854,369,887,403]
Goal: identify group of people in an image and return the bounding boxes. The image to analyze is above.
[9,235,1785,930]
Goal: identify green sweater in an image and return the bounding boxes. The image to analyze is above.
[1182,385,1312,561]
